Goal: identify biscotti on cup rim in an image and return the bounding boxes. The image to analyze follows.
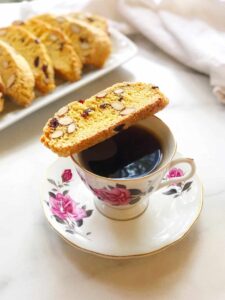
[41,82,169,157]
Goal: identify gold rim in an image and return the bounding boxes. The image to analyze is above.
[40,174,203,260]
[70,116,178,183]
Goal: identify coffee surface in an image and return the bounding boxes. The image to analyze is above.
[80,126,163,179]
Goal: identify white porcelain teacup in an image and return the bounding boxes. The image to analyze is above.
[71,116,196,221]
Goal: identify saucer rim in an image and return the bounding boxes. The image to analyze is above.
[40,157,204,259]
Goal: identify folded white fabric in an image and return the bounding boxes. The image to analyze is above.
[118,0,225,103]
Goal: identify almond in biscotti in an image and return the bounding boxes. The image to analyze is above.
[2,60,8,68]
[71,24,80,33]
[57,106,69,117]
[114,88,124,95]
[67,123,77,133]
[58,116,73,126]
[111,101,124,111]
[96,91,107,98]
[80,41,90,49]
[50,130,64,139]
[49,34,57,41]
[120,107,136,116]
[6,74,16,88]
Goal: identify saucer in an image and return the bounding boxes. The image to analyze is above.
[41,152,203,259]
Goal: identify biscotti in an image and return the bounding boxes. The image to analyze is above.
[24,19,82,82]
[41,82,169,156]
[0,25,55,93]
[0,40,35,106]
[32,14,111,67]
[68,12,108,33]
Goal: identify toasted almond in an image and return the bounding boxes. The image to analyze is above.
[2,61,8,69]
[6,74,16,89]
[76,14,85,20]
[49,34,57,41]
[56,16,65,23]
[50,130,63,139]
[81,42,90,49]
[96,91,107,98]
[58,116,73,126]
[57,106,69,117]
[120,107,136,116]
[71,25,80,33]
[114,88,124,95]
[67,123,77,133]
[12,20,24,26]
[111,101,124,111]
[0,30,6,36]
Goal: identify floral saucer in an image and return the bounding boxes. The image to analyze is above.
[41,153,203,259]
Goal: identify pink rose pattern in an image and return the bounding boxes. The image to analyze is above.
[90,184,144,206]
[93,187,131,206]
[167,168,184,179]
[163,168,193,197]
[49,193,87,221]
[61,169,73,182]
[46,169,93,235]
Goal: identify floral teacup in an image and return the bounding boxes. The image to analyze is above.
[71,116,196,221]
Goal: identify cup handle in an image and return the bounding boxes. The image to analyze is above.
[157,158,196,190]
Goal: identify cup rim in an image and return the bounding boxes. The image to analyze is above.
[70,116,177,182]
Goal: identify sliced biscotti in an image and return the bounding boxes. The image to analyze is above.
[41,82,169,156]
[67,12,108,33]
[24,19,82,82]
[0,40,35,106]
[33,14,111,68]
[0,25,55,93]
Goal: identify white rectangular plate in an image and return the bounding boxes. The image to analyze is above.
[0,28,137,131]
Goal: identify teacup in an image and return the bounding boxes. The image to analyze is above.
[71,116,196,221]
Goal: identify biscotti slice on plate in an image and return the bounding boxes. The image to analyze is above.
[67,12,108,33]
[24,19,82,82]
[33,14,111,68]
[41,82,169,156]
[0,25,55,93]
[0,40,35,106]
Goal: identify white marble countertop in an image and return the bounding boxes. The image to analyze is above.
[1,34,225,300]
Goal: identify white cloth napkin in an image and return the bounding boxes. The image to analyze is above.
[1,0,225,103]
[118,0,225,104]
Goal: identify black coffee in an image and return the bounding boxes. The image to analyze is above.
[79,126,163,179]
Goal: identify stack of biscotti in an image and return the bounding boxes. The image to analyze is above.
[0,12,111,112]
[41,82,169,156]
